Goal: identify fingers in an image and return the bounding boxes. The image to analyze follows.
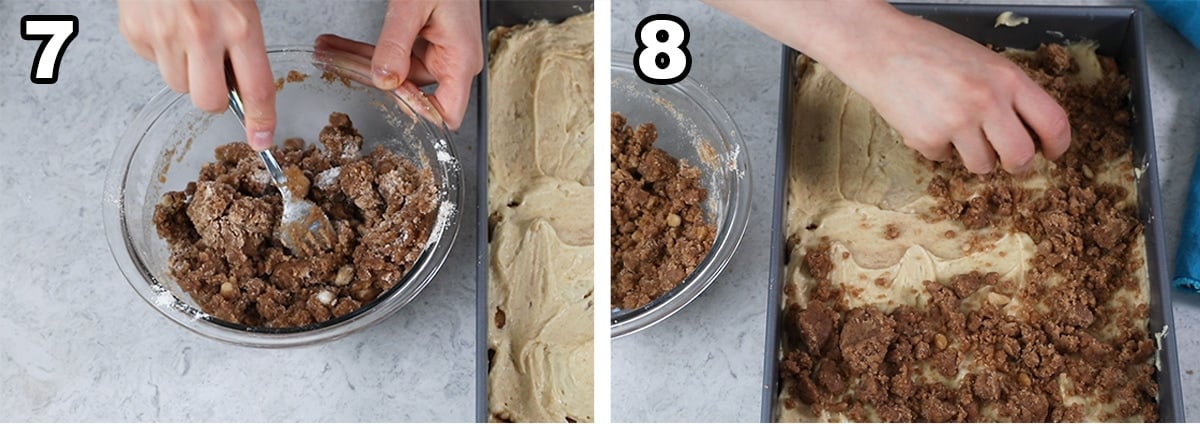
[983,111,1037,174]
[315,42,375,83]
[1014,78,1072,160]
[316,33,375,58]
[155,46,188,93]
[229,39,276,151]
[431,72,472,129]
[407,39,438,85]
[405,55,438,86]
[952,127,998,174]
[426,2,482,129]
[117,1,154,59]
[394,80,447,128]
[314,34,437,86]
[186,46,228,113]
[119,25,155,60]
[422,44,480,131]
[373,2,432,90]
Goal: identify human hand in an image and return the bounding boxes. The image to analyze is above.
[705,0,1071,174]
[118,0,276,151]
[835,8,1071,174]
[316,0,482,130]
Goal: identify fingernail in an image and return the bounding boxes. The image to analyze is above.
[252,131,273,151]
[373,67,399,90]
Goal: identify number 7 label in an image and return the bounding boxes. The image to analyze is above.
[21,15,79,84]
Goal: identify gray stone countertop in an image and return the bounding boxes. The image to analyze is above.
[0,1,478,421]
[612,0,1200,421]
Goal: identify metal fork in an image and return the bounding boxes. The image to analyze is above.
[225,64,334,257]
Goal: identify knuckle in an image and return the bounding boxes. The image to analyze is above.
[120,16,150,39]
[995,64,1025,87]
[951,117,972,134]
[191,25,214,43]
[180,17,211,42]
[314,33,335,49]
[241,85,276,106]
[223,10,256,40]
[147,21,175,43]
[963,84,997,111]
[246,117,276,132]
[941,111,974,135]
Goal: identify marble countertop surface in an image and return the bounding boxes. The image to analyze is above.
[0,1,478,421]
[613,0,1200,421]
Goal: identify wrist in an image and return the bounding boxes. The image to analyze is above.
[799,3,910,74]
[707,1,894,52]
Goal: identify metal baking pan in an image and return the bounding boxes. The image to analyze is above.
[477,1,594,422]
[760,4,1182,422]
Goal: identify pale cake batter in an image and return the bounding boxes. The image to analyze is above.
[777,44,1157,422]
[486,12,594,423]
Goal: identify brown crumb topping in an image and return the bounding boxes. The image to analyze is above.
[611,112,717,310]
[780,44,1157,421]
[153,112,438,328]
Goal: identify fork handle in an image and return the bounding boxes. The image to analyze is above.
[225,62,288,188]
[225,62,249,123]
[258,149,288,188]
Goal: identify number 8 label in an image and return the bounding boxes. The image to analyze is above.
[634,14,691,85]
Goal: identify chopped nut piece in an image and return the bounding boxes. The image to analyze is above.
[934,333,949,350]
[987,292,1011,306]
[316,290,335,305]
[334,265,355,286]
[352,285,382,302]
[220,282,236,299]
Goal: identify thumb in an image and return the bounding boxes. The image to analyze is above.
[372,1,431,90]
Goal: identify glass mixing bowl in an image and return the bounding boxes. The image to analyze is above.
[103,47,463,348]
[610,51,751,338]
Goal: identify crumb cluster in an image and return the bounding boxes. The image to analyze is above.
[611,112,716,310]
[154,112,437,328]
[780,44,1157,421]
